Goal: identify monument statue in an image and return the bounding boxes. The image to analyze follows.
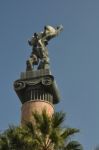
[26,25,63,71]
[14,25,63,125]
[14,25,63,107]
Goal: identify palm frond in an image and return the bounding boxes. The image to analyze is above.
[64,141,83,150]
[0,135,9,150]
[0,111,82,150]
[32,110,51,135]
[61,128,79,139]
[25,122,36,136]
[52,111,65,128]
[49,129,65,149]
[32,111,43,125]
[39,110,51,135]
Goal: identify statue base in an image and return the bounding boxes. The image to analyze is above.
[14,69,60,104]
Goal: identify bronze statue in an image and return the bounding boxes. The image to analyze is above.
[26,25,63,71]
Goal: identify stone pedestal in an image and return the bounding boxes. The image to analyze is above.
[14,69,60,125]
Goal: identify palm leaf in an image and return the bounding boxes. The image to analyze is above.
[32,110,51,135]
[52,111,65,128]
[0,111,82,150]
[32,111,43,125]
[25,122,36,136]
[61,128,79,139]
[39,110,51,135]
[64,141,83,150]
[0,135,9,150]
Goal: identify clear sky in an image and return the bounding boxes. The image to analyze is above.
[0,1,99,150]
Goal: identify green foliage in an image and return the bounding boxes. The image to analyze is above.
[0,110,83,150]
[64,141,83,150]
[51,111,65,128]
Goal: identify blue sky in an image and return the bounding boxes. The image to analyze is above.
[0,1,99,150]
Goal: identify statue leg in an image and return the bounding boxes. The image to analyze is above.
[38,57,50,70]
[26,55,39,71]
[26,57,33,71]
[43,58,50,69]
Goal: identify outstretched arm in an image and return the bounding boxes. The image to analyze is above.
[42,25,63,42]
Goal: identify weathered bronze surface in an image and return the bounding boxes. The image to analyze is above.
[27,25,63,71]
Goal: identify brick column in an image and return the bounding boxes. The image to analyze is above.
[21,100,54,124]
